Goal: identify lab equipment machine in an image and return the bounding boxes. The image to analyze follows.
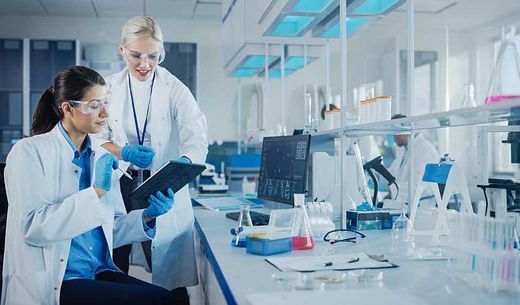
[363,155,397,207]
[198,163,229,194]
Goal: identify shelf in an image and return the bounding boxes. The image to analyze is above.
[310,127,342,141]
[347,98,520,137]
[307,98,520,140]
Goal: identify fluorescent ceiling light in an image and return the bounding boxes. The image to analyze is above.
[270,15,315,37]
[353,0,400,15]
[241,55,279,69]
[321,18,369,38]
[232,68,259,78]
[291,0,334,13]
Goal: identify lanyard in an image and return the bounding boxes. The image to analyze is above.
[128,72,156,145]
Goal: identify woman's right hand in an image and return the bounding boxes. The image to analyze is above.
[94,153,119,193]
[121,145,155,168]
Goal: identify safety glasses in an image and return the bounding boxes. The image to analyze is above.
[323,229,366,244]
[66,93,110,115]
[122,47,165,65]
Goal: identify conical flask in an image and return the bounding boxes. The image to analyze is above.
[391,202,416,257]
[461,83,477,108]
[233,203,253,247]
[485,26,520,104]
[292,194,315,250]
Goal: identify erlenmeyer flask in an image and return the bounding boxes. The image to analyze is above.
[391,202,415,256]
[485,26,520,104]
[233,203,253,247]
[292,194,315,250]
[461,83,477,108]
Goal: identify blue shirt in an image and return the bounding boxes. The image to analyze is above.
[58,122,120,280]
[58,123,156,280]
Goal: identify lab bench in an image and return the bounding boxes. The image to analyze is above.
[192,207,519,305]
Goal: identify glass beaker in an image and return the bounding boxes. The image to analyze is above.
[461,83,477,108]
[485,26,520,104]
[292,194,315,250]
[233,203,253,247]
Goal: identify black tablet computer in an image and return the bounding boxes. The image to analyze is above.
[128,161,205,202]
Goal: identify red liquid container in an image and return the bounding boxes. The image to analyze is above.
[292,236,315,250]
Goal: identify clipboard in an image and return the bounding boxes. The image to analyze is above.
[264,253,398,272]
[128,161,205,203]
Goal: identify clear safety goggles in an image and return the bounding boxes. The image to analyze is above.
[66,94,110,115]
[323,229,366,244]
[122,47,165,65]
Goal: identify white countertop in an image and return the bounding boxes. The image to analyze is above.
[194,207,519,305]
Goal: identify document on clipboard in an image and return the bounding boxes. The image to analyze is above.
[265,253,398,272]
[128,161,205,203]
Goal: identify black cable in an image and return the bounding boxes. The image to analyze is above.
[393,183,399,200]
[482,188,489,216]
[366,169,379,206]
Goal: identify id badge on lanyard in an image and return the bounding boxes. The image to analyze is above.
[128,72,156,185]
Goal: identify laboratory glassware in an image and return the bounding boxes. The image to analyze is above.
[485,26,520,104]
[234,203,253,246]
[461,83,477,108]
[391,201,416,256]
[292,194,315,250]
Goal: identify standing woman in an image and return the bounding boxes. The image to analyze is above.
[1,66,178,305]
[91,16,208,299]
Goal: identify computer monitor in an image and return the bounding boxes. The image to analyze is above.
[257,135,311,206]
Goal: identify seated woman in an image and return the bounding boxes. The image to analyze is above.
[1,66,179,305]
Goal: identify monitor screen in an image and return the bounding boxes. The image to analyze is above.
[257,135,311,205]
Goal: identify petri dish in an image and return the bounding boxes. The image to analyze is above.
[314,270,347,284]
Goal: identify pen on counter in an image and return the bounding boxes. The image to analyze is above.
[118,168,134,180]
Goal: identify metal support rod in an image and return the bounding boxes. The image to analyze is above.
[407,0,416,208]
[281,41,286,134]
[326,40,331,111]
[237,78,242,154]
[22,39,30,137]
[340,0,348,229]
[263,42,270,130]
[304,44,308,108]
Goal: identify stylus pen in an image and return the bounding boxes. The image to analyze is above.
[118,168,134,180]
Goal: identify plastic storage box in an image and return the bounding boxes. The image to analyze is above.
[245,236,292,256]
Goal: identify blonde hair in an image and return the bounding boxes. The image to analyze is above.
[121,16,164,48]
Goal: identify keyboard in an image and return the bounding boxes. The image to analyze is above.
[225,211,270,226]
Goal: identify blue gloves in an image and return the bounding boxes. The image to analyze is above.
[176,156,191,164]
[121,145,155,168]
[143,188,175,219]
[94,153,119,191]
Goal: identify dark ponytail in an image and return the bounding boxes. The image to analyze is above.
[32,66,106,135]
[32,86,61,135]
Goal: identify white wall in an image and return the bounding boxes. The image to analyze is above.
[0,15,238,142]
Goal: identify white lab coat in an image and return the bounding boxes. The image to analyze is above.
[91,66,208,289]
[1,126,152,305]
[389,133,440,203]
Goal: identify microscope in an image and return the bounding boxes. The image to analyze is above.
[477,109,520,216]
